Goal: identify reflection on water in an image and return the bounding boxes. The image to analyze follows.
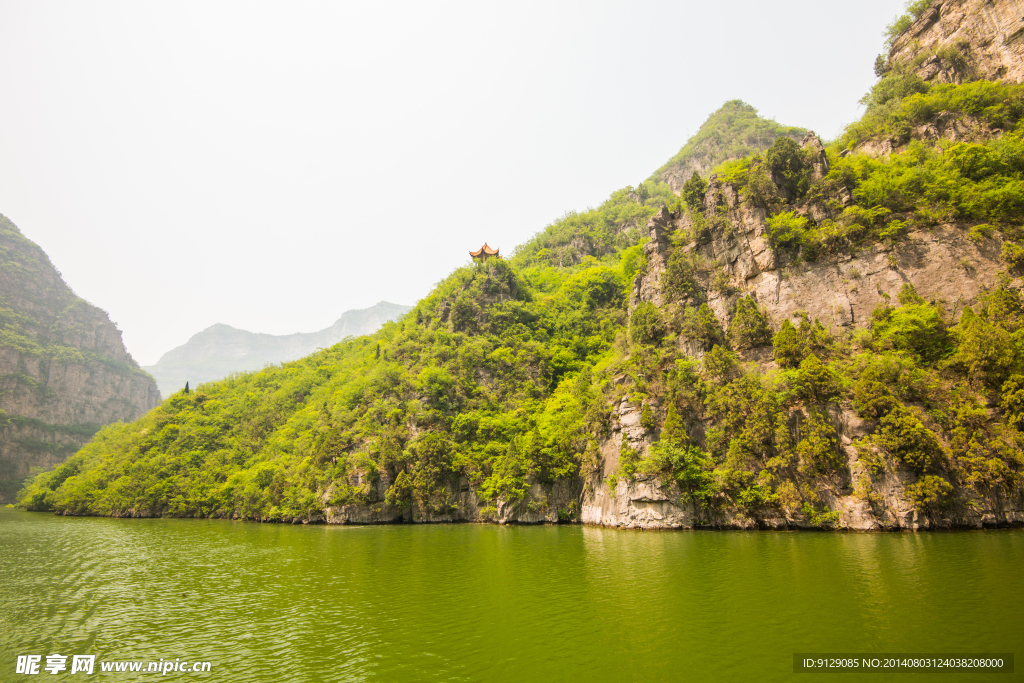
[1,509,1021,682]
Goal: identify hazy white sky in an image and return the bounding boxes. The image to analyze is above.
[0,0,906,365]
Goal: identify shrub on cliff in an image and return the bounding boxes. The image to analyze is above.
[765,137,810,200]
[729,296,772,349]
[630,302,665,345]
[1001,375,1024,432]
[883,0,933,50]
[905,474,953,515]
[682,172,707,212]
[796,409,842,475]
[842,80,1024,151]
[766,211,809,249]
[662,248,704,302]
[772,313,830,369]
[796,355,842,403]
[947,307,1017,386]
[868,285,950,362]
[874,405,944,473]
[680,303,726,350]
[852,371,899,418]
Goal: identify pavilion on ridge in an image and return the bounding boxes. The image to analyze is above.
[470,243,500,262]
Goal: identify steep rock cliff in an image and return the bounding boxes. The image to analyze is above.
[0,215,159,500]
[583,130,1023,530]
[889,0,1024,84]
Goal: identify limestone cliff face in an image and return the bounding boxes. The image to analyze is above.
[0,214,159,500]
[582,401,1021,531]
[582,133,1023,531]
[112,471,582,526]
[318,477,579,526]
[889,0,1024,84]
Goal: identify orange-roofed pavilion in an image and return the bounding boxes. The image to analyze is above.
[470,243,500,261]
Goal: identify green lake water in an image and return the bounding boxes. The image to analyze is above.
[1,508,1021,682]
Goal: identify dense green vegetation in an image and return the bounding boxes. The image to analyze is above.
[18,254,634,520]
[17,28,1024,526]
[690,80,1024,266]
[510,100,805,272]
[649,100,805,185]
[844,79,1024,150]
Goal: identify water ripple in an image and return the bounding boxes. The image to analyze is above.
[1,511,1021,682]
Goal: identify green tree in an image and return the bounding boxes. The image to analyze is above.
[682,171,708,212]
[630,302,665,345]
[681,303,725,350]
[766,211,809,248]
[764,136,808,200]
[640,403,655,432]
[639,439,717,510]
[796,355,841,403]
[385,470,413,511]
[729,296,772,348]
[772,320,804,368]
[852,371,898,418]
[874,405,943,473]
[796,409,842,474]
[662,249,703,301]
[1000,374,1024,431]
[744,163,778,209]
[661,404,688,446]
[410,433,456,514]
[905,475,953,515]
[703,345,739,382]
[871,285,950,362]
[949,307,1016,386]
[619,437,641,479]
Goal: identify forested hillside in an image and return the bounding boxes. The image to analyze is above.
[18,0,1024,529]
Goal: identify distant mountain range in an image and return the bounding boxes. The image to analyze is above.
[144,301,411,396]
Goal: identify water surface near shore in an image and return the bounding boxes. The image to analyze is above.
[1,509,1020,682]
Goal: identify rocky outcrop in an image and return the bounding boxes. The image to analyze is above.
[630,133,1007,333]
[0,214,159,501]
[582,403,1024,531]
[630,207,674,308]
[889,0,1024,84]
[601,131,1024,531]
[321,477,581,526]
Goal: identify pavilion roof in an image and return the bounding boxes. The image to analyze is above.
[469,243,499,257]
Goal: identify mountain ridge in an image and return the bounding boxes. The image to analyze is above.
[143,301,412,395]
